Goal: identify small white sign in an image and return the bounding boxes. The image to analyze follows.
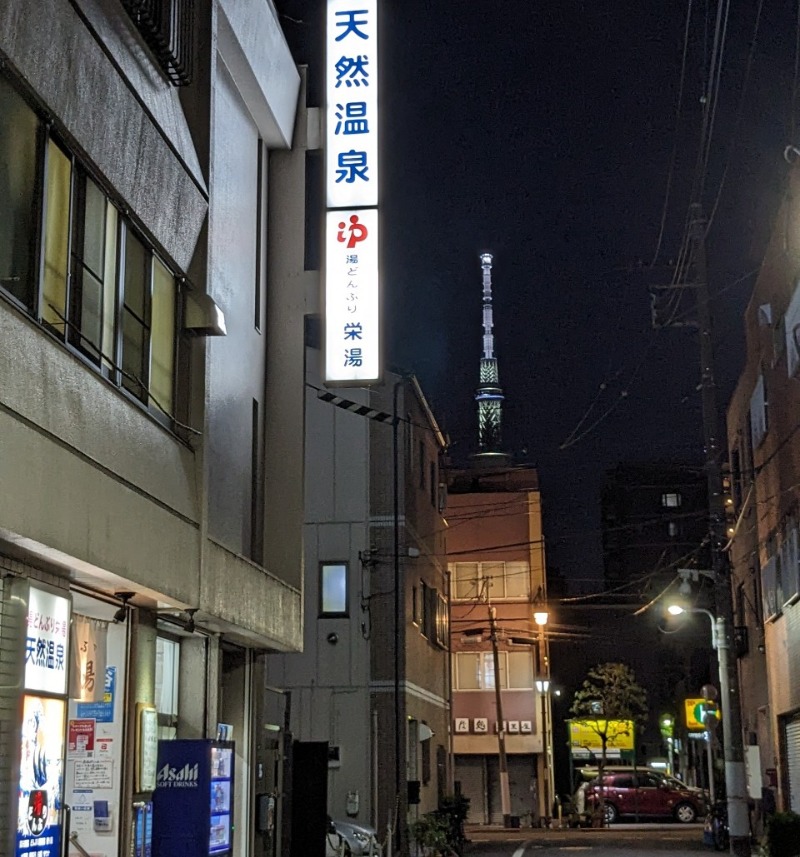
[508,721,520,733]
[454,718,469,733]
[473,718,488,733]
[325,209,380,382]
[74,759,114,790]
[520,720,533,734]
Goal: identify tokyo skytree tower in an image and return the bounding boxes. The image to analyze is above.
[474,253,507,460]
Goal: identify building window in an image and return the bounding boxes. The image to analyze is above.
[418,440,426,490]
[0,75,39,311]
[155,635,180,740]
[454,651,533,690]
[430,461,437,507]
[421,727,431,785]
[412,585,419,625]
[750,374,768,447]
[661,493,682,508]
[320,563,348,616]
[0,71,183,428]
[450,561,530,601]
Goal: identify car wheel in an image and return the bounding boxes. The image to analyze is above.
[604,802,618,824]
[675,802,697,824]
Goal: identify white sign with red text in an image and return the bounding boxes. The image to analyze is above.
[325,209,379,382]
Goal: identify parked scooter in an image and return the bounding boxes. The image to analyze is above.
[703,801,729,852]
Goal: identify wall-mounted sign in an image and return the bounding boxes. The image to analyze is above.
[520,721,532,734]
[25,586,70,695]
[569,719,635,752]
[454,718,469,733]
[473,718,488,733]
[325,209,379,382]
[16,695,66,857]
[325,0,378,209]
[507,721,520,733]
[136,704,158,793]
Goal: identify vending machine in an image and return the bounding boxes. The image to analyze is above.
[151,740,235,857]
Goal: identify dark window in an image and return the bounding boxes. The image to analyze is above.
[69,172,113,362]
[0,75,39,311]
[304,151,323,271]
[430,461,437,507]
[411,585,419,625]
[250,399,264,563]
[418,440,425,489]
[254,139,264,331]
[121,229,151,401]
[420,581,429,637]
[421,729,431,785]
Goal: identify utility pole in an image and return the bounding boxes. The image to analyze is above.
[690,203,751,857]
[488,604,512,826]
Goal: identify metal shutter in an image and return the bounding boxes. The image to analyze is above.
[785,715,800,813]
[455,756,488,824]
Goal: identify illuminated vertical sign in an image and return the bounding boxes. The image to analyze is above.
[325,0,380,383]
[16,584,71,857]
[325,209,379,382]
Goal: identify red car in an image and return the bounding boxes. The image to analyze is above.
[585,770,706,824]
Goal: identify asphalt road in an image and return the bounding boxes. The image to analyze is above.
[464,823,708,856]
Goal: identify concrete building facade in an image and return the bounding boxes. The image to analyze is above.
[0,2,307,855]
[267,366,450,846]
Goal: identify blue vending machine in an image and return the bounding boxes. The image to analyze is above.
[151,740,235,857]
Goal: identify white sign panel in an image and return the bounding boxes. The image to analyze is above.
[326,0,378,209]
[325,209,380,382]
[25,585,70,695]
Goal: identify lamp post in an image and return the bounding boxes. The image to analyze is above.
[667,602,746,843]
[534,610,553,826]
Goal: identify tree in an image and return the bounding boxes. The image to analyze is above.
[570,662,648,825]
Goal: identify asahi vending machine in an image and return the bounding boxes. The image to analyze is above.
[151,739,235,857]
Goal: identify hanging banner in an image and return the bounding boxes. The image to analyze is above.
[70,615,108,702]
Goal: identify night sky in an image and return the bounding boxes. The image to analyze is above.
[277,0,797,589]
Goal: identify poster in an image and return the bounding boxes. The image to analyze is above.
[76,666,116,723]
[68,719,96,757]
[16,695,65,857]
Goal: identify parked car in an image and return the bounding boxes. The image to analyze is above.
[333,819,382,856]
[585,769,707,824]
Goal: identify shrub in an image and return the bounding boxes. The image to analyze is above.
[766,811,800,857]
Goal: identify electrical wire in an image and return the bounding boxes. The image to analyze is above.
[651,0,696,267]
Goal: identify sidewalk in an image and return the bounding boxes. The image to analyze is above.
[464,822,704,844]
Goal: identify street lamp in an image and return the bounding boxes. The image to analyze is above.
[666,601,749,848]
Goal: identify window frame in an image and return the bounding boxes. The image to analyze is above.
[0,68,186,433]
[450,561,531,601]
[319,561,349,617]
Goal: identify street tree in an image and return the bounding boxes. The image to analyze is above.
[570,662,648,824]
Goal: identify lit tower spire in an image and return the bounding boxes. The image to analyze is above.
[474,253,509,462]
